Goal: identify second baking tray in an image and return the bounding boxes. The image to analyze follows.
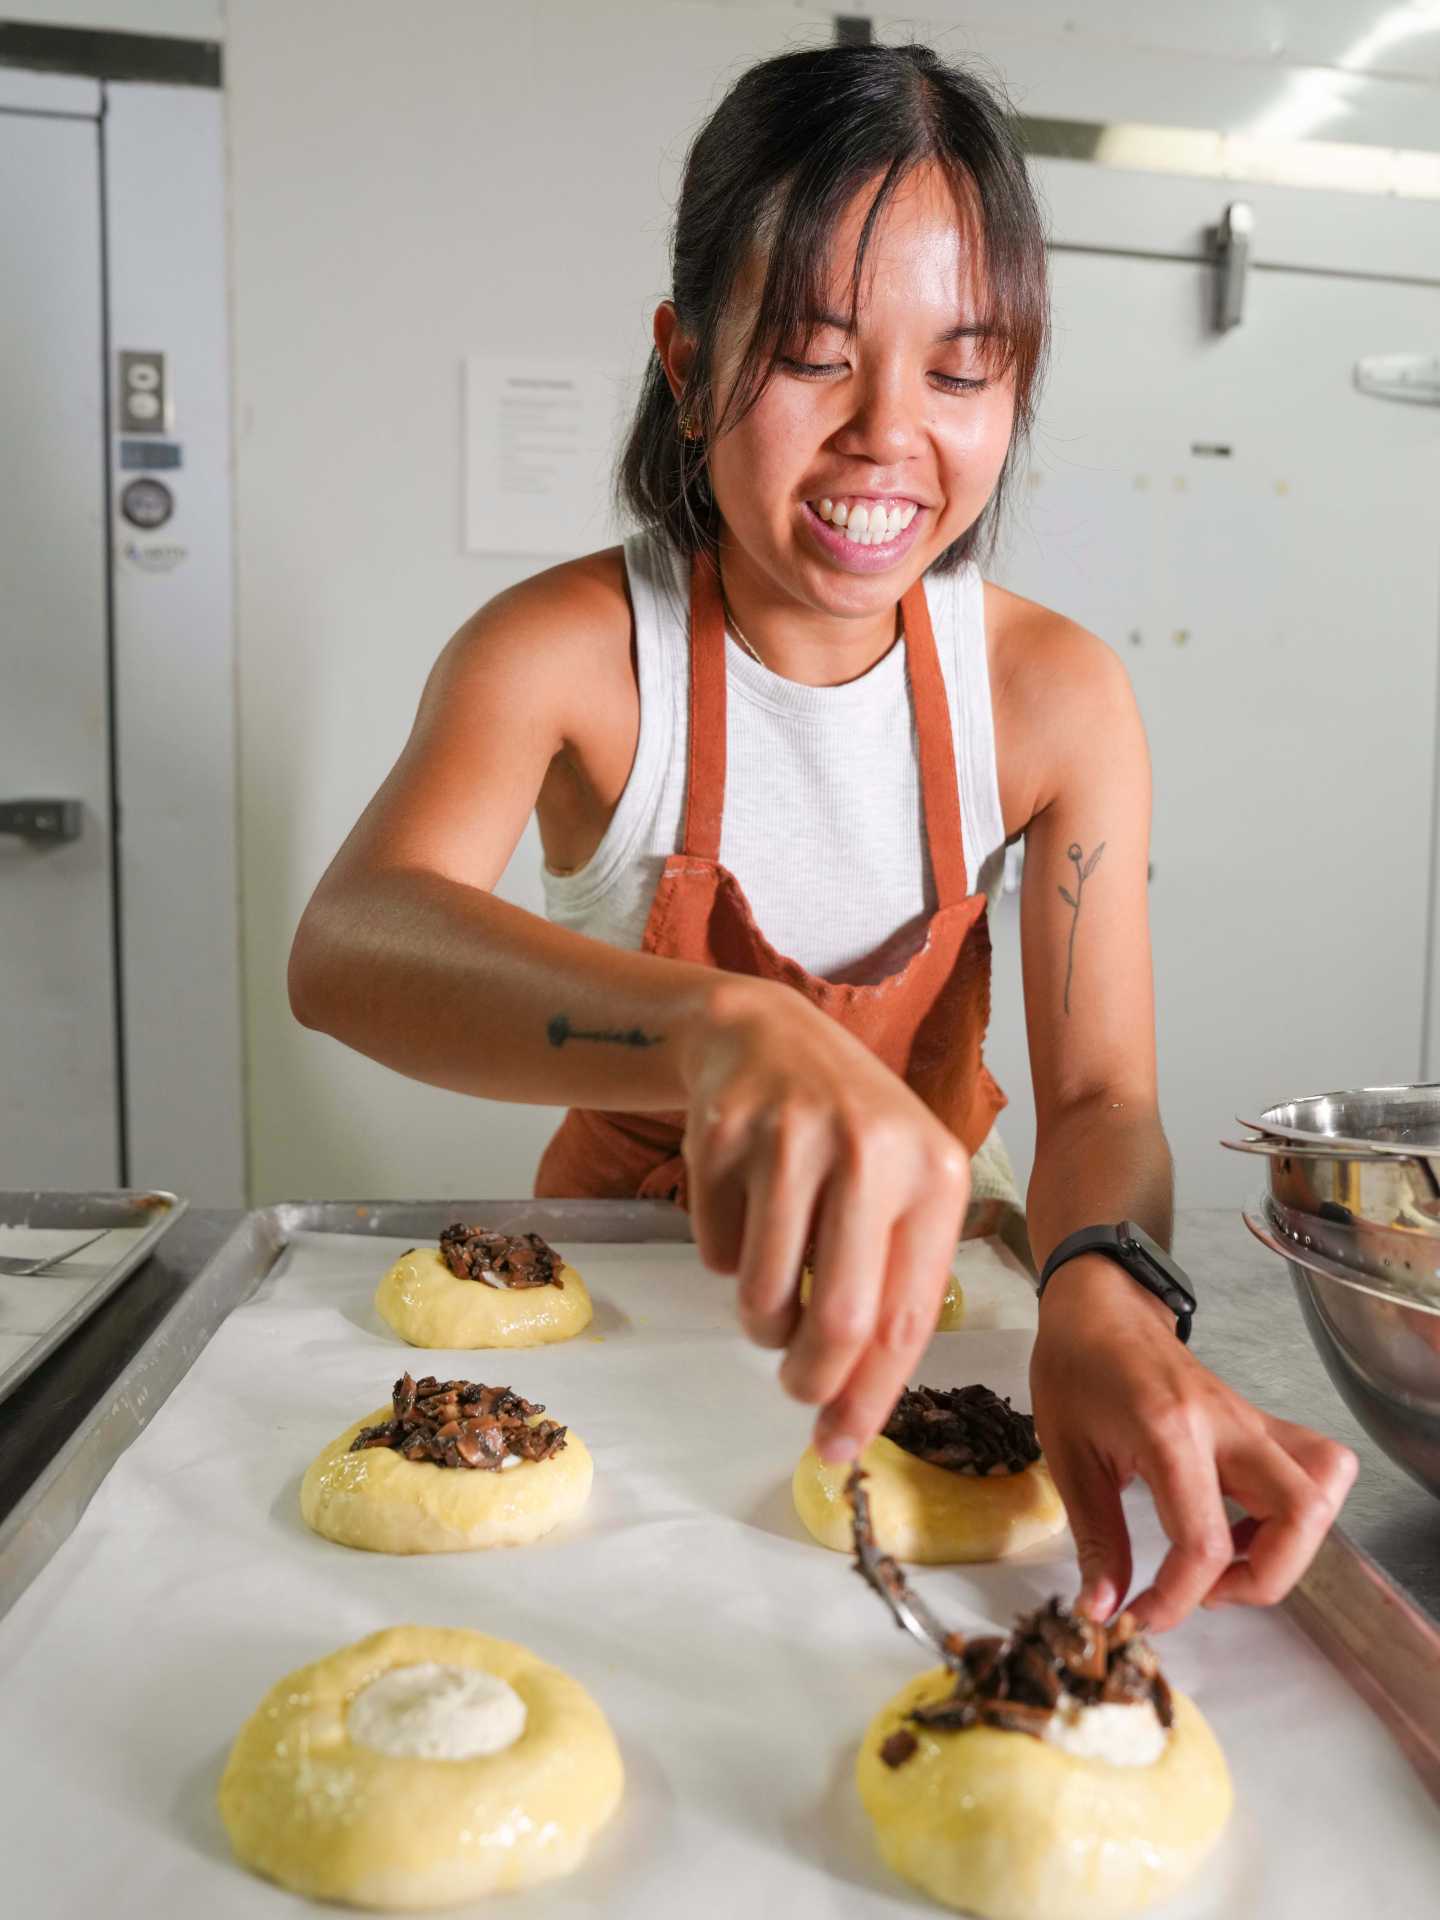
[0,1187,187,1405]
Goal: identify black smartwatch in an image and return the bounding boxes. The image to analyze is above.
[1037,1221,1197,1342]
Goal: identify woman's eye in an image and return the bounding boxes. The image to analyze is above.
[779,358,988,394]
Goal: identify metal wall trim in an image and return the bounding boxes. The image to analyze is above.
[1048,238,1440,292]
[1020,114,1440,202]
[0,23,221,89]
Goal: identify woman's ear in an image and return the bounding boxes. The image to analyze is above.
[653,299,695,403]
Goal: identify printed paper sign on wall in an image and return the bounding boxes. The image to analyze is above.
[464,357,628,557]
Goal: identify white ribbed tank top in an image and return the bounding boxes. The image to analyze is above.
[540,531,1007,988]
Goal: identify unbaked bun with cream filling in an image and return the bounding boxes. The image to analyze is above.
[375,1223,592,1348]
[793,1383,1065,1562]
[218,1625,623,1908]
[857,1597,1232,1919]
[301,1371,593,1553]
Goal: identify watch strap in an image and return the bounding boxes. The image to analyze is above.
[1037,1223,1196,1343]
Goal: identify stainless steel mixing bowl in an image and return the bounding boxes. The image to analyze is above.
[1244,1207,1440,1502]
[1251,1083,1440,1156]
[1223,1084,1440,1238]
[1265,1196,1440,1306]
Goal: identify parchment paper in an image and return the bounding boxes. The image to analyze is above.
[3,1231,1437,1916]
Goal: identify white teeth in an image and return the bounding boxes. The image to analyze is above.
[811,498,919,546]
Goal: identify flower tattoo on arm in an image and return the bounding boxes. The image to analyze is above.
[1058,841,1105,1016]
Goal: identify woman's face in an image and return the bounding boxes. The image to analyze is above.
[700,161,1017,616]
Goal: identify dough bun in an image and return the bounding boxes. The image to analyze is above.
[375,1246,593,1348]
[301,1407,593,1552]
[792,1433,1065,1563]
[800,1265,964,1330]
[219,1625,623,1909]
[857,1666,1232,1920]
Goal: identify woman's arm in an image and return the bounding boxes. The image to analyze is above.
[288,559,732,1112]
[1005,608,1356,1628]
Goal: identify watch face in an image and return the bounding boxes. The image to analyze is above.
[1119,1221,1197,1310]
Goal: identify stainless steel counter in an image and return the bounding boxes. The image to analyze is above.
[1178,1208,1440,1626]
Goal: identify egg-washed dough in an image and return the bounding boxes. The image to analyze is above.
[301,1407,593,1552]
[800,1265,964,1330]
[857,1666,1232,1920]
[792,1433,1065,1563]
[375,1246,593,1348]
[218,1625,623,1910]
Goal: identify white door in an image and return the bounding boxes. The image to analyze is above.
[0,104,121,1186]
[988,247,1440,1208]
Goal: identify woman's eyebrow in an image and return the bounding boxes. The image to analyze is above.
[807,308,998,344]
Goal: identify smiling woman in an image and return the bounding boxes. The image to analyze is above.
[289,40,1356,1642]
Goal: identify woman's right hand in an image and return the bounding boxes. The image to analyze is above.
[678,977,972,1463]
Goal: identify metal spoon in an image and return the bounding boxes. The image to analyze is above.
[0,1228,111,1277]
[847,1467,964,1671]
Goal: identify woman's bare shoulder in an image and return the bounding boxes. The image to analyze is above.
[440,545,637,745]
[980,578,1141,831]
[458,544,632,664]
[981,578,1126,699]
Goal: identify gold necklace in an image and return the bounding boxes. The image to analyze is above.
[721,593,766,668]
[722,591,904,673]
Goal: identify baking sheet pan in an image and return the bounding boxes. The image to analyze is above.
[2,1200,1438,1916]
[0,1188,187,1405]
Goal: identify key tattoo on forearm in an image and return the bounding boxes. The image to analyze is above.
[546,1013,664,1050]
[1058,841,1105,1016]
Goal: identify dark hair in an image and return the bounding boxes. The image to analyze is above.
[615,41,1048,574]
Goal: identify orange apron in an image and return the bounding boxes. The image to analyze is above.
[534,549,1005,1209]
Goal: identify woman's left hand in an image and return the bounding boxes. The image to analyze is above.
[1030,1254,1359,1630]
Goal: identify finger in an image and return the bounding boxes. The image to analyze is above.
[1044,1442,1132,1624]
[731,1105,828,1349]
[811,1196,958,1463]
[684,1101,754,1274]
[1127,1415,1234,1631]
[778,1159,893,1413]
[1202,1434,1346,1610]
[1262,1415,1360,1511]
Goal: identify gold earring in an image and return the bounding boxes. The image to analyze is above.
[678,405,702,441]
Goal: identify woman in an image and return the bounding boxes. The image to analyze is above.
[289,42,1354,1628]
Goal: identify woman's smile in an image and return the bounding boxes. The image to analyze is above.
[799,496,927,573]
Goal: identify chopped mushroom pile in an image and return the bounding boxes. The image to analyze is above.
[438,1224,564,1289]
[882,1383,1041,1477]
[879,1600,1174,1767]
[846,1462,1172,1769]
[349,1372,568,1470]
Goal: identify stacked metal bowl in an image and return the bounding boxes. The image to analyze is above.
[1227,1085,1440,1501]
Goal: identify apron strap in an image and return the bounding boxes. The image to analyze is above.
[682,550,970,902]
[681,549,728,863]
[898,570,970,904]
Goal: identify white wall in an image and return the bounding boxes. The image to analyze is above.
[217,0,1439,1204]
[1,0,221,35]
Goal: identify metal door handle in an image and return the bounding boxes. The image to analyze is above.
[0,799,83,842]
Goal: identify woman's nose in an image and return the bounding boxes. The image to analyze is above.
[829,368,927,467]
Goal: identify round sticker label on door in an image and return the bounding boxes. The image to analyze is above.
[120,477,175,529]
